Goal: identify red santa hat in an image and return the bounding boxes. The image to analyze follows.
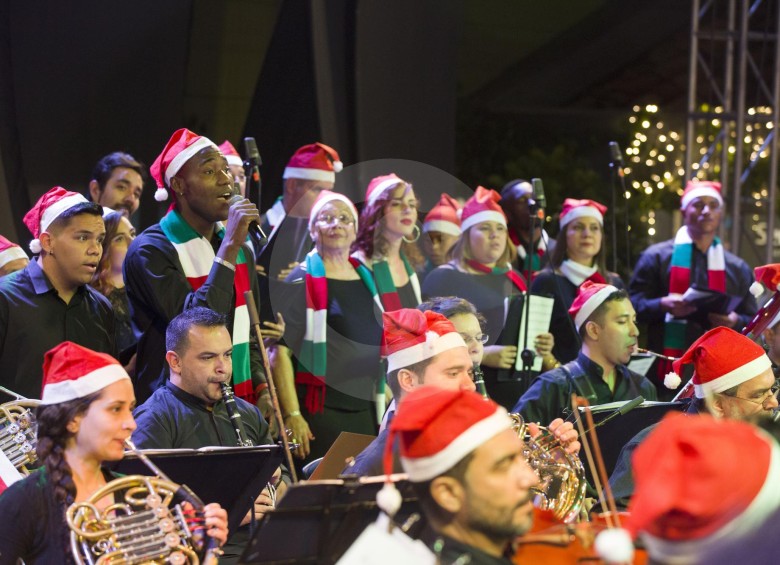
[423,193,462,237]
[568,280,620,331]
[41,341,130,405]
[23,186,89,254]
[151,128,218,202]
[364,173,410,208]
[460,186,506,233]
[680,180,723,209]
[375,387,511,517]
[283,142,342,184]
[559,198,608,229]
[218,140,243,167]
[0,235,28,270]
[308,190,359,233]
[669,326,771,399]
[596,413,780,564]
[382,309,466,373]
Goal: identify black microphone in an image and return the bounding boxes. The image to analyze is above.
[609,141,623,164]
[243,137,261,173]
[531,177,546,210]
[585,396,645,433]
[228,194,268,246]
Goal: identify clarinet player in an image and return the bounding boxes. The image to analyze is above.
[0,341,228,563]
[131,307,288,564]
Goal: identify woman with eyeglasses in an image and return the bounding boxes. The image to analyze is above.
[271,191,388,465]
[422,186,555,409]
[530,198,624,366]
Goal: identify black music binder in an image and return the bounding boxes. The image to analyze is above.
[114,444,283,534]
[581,400,687,481]
[240,475,422,564]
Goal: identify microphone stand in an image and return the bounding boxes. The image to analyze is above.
[608,142,630,275]
[520,200,541,389]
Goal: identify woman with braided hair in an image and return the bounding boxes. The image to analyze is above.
[0,341,228,563]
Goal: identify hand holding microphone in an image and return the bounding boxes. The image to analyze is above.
[227,193,268,246]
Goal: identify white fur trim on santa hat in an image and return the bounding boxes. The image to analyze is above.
[282,166,336,183]
[165,136,217,186]
[401,407,511,482]
[681,185,724,209]
[750,281,765,298]
[641,435,780,561]
[41,364,130,405]
[693,354,772,398]
[0,246,27,269]
[422,219,461,237]
[39,194,89,235]
[386,331,466,373]
[367,178,406,207]
[225,154,243,167]
[560,205,604,229]
[460,210,507,233]
[574,284,619,330]
[308,193,358,233]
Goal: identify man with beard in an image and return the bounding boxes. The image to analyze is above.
[513,281,657,424]
[87,151,146,219]
[124,128,271,410]
[378,386,539,564]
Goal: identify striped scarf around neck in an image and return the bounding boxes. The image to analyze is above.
[558,259,607,287]
[160,209,255,403]
[465,258,527,292]
[663,226,726,361]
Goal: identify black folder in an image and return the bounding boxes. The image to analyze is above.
[240,475,422,564]
[114,445,283,534]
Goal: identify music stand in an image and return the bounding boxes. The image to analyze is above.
[581,401,687,482]
[240,475,422,564]
[114,445,283,534]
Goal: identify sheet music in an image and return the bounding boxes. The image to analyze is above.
[514,294,555,372]
[627,354,655,377]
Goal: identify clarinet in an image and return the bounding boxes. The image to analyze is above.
[473,363,489,400]
[220,382,254,447]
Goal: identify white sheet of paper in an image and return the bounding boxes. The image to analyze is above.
[514,294,555,372]
[627,355,655,377]
[336,513,436,565]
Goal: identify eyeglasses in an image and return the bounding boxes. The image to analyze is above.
[688,199,721,212]
[316,214,355,226]
[723,386,780,408]
[460,333,489,345]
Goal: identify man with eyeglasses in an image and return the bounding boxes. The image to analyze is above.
[629,180,757,396]
[345,304,579,477]
[608,326,778,508]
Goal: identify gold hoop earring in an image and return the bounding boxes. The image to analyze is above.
[403,224,421,244]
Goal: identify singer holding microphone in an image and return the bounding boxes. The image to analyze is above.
[124,129,278,426]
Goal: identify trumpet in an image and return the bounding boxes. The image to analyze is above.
[67,439,222,565]
[0,388,40,477]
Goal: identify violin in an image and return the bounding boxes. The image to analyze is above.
[512,396,648,564]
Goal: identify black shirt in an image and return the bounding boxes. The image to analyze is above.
[421,529,515,565]
[512,352,658,424]
[0,260,116,399]
[124,223,265,402]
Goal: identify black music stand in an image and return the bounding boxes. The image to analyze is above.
[240,476,422,564]
[581,401,687,483]
[114,445,283,534]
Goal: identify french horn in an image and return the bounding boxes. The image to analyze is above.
[0,398,40,476]
[510,413,587,523]
[67,440,221,564]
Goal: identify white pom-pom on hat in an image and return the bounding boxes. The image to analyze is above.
[29,239,42,254]
[664,371,682,389]
[750,281,764,298]
[376,482,402,517]
[154,187,169,202]
[594,527,634,564]
[332,160,343,173]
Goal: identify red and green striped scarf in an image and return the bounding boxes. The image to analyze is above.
[466,259,528,292]
[160,209,255,402]
[295,251,382,414]
[663,226,726,361]
[371,254,422,311]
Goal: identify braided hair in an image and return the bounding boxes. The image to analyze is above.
[35,392,101,507]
